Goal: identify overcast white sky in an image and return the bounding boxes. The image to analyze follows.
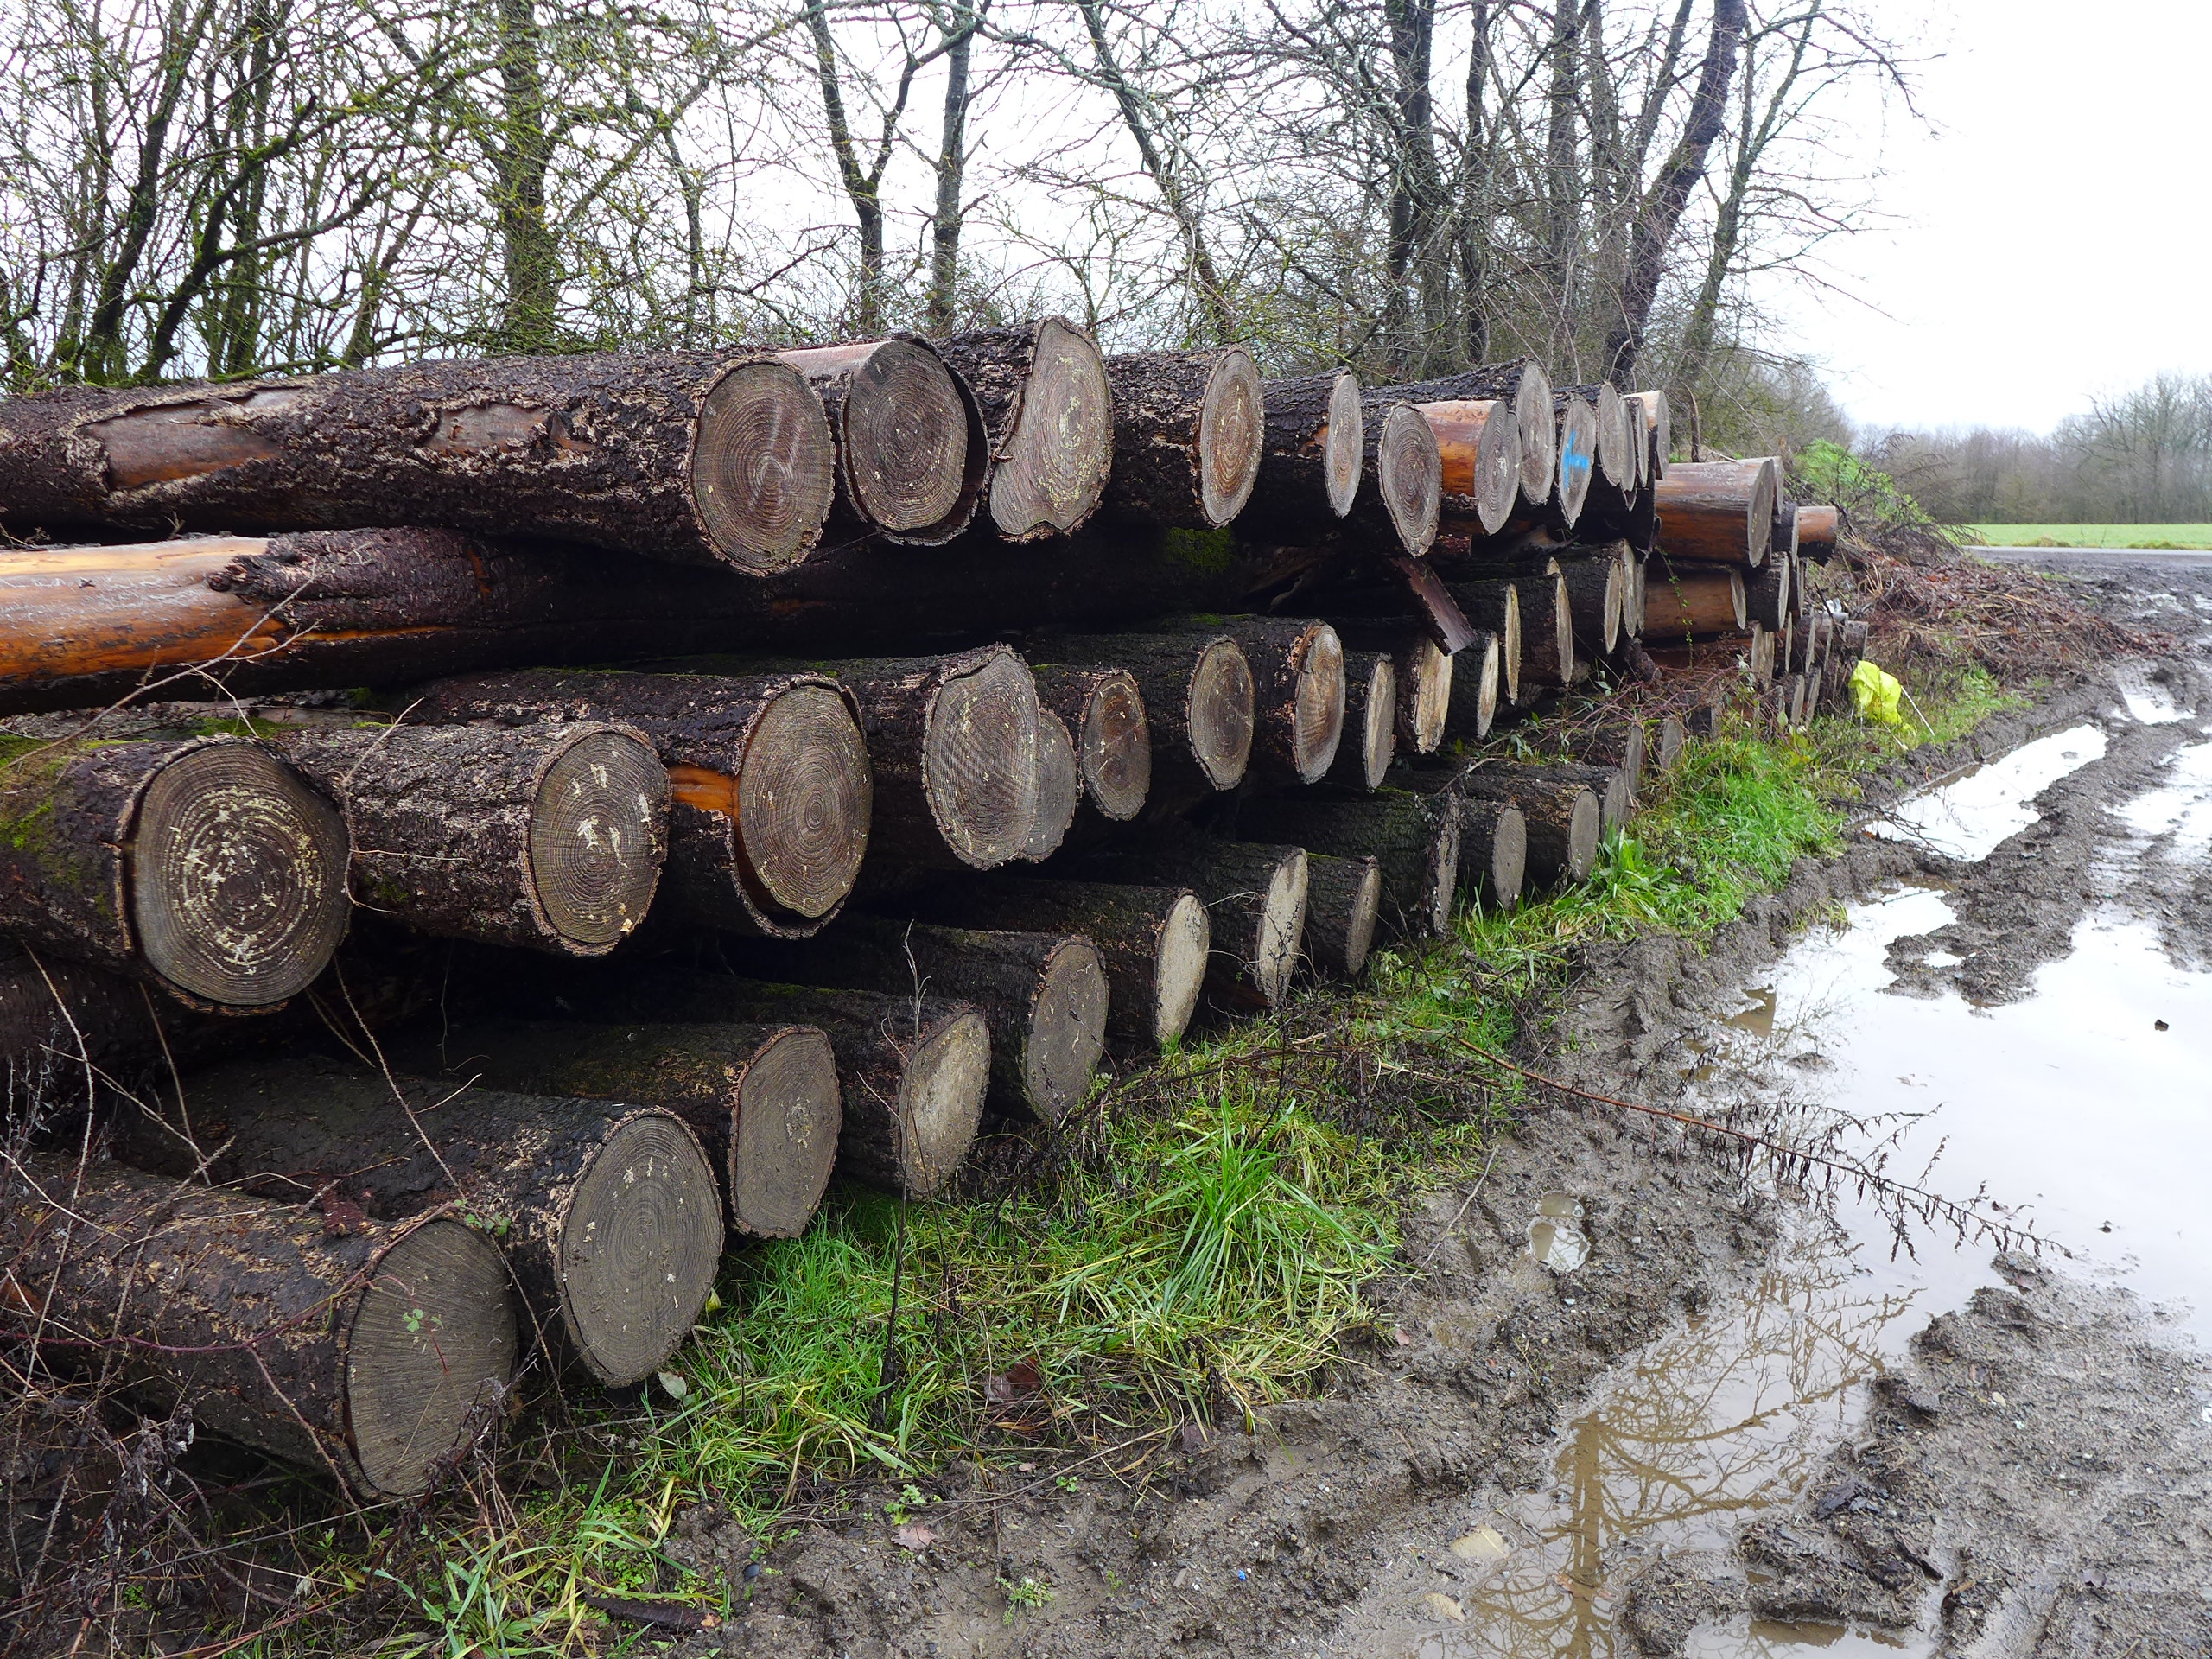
[1758,0,2212,436]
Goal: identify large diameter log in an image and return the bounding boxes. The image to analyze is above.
[1561,383,1634,489]
[1022,709,1081,861]
[734,918,1106,1123]
[1331,651,1398,790]
[1455,798,1527,912]
[1554,391,1599,526]
[1250,369,1364,526]
[1558,552,1623,656]
[410,669,870,938]
[0,1160,515,1497]
[1192,616,1344,784]
[1796,504,1840,563]
[933,318,1113,539]
[1654,458,1777,567]
[1236,791,1457,941]
[0,356,836,572]
[1442,631,1503,741]
[402,1019,841,1241]
[1029,663,1150,821]
[0,734,349,1009]
[1447,579,1522,705]
[1078,838,1307,1011]
[1042,632,1253,791]
[283,722,666,957]
[776,336,988,545]
[1418,399,1520,536]
[1382,359,1555,511]
[1351,398,1444,556]
[1302,853,1381,977]
[121,1062,721,1387]
[1627,391,1670,480]
[1102,349,1265,528]
[1457,770,1600,886]
[1333,623,1454,754]
[1643,563,1748,637]
[906,877,1207,1052]
[1745,549,1792,632]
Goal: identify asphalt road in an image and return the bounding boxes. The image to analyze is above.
[1975,543,2212,565]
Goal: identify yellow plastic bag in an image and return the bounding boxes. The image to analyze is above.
[1849,658,1905,728]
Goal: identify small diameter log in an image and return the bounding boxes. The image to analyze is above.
[410,669,870,939]
[1554,391,1599,526]
[1558,553,1623,657]
[1078,837,1307,1011]
[1511,563,1576,698]
[1330,651,1398,790]
[1558,721,1648,806]
[1642,563,1748,638]
[734,918,1107,1124]
[776,337,988,545]
[405,1019,842,1241]
[1625,549,1649,639]
[1236,792,1456,942]
[1350,397,1444,556]
[1043,632,1253,791]
[1772,503,1802,563]
[1197,617,1344,784]
[1419,399,1521,536]
[1801,668,1823,726]
[1447,579,1522,705]
[0,734,349,1009]
[0,355,836,572]
[0,1160,515,1496]
[1627,391,1670,480]
[1442,632,1503,742]
[1745,548,1792,631]
[1332,623,1454,754]
[1302,854,1382,977]
[1651,712,1688,773]
[1748,623,1776,687]
[1456,769,1600,887]
[1022,710,1081,861]
[1510,759,1629,832]
[283,722,667,957]
[1454,798,1528,912]
[1029,664,1151,822]
[1796,504,1841,563]
[906,877,1208,1052]
[1654,458,1777,567]
[1382,359,1556,511]
[1102,349,1265,528]
[933,318,1114,540]
[1561,384,1634,490]
[1249,369,1364,527]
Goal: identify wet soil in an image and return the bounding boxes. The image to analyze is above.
[675,560,2212,1659]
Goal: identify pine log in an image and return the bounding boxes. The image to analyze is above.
[905,877,1208,1052]
[0,355,836,572]
[1455,769,1599,886]
[0,941,224,1100]
[0,1159,516,1496]
[1653,458,1777,567]
[1506,563,1576,698]
[1442,631,1503,742]
[1248,370,1364,529]
[1560,384,1633,490]
[1378,360,1555,511]
[1102,350,1265,528]
[1557,721,1648,806]
[1447,579,1522,705]
[1745,547,1792,630]
[1021,710,1081,861]
[1624,548,1648,639]
[1330,650,1398,790]
[409,668,870,938]
[1772,503,1802,563]
[1301,853,1382,978]
[1627,391,1670,481]
[282,722,667,957]
[1642,563,1747,637]
[1418,399,1521,536]
[1182,617,1344,784]
[1559,552,1623,656]
[1351,397,1443,556]
[1554,391,1599,527]
[1488,758,1628,832]
[1028,663,1151,821]
[1041,632,1253,792]
[1330,623,1454,754]
[398,1018,842,1240]
[1076,836,1307,1011]
[1235,791,1456,942]
[1796,504,1840,563]
[933,319,1114,539]
[1651,712,1688,773]
[775,337,988,546]
[1454,798,1528,912]
[0,734,349,1009]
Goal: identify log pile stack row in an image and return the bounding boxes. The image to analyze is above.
[0,323,1844,1496]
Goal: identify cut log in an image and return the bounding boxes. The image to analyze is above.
[1249,369,1364,526]
[0,941,221,1096]
[0,734,349,1009]
[1351,398,1444,556]
[733,918,1105,1124]
[1380,359,1555,511]
[1642,563,1748,637]
[1651,712,1688,773]
[1041,632,1253,791]
[1332,624,1454,754]
[1455,769,1600,886]
[1028,663,1151,821]
[1509,563,1576,697]
[1801,667,1822,726]
[1559,552,1623,656]
[1745,547,1792,631]
[1627,391,1669,480]
[1442,631,1503,741]
[933,318,1114,539]
[1796,504,1840,563]
[1102,349,1265,528]
[1418,399,1521,536]
[1454,798,1527,912]
[409,668,870,938]
[1771,503,1801,563]
[1186,616,1344,784]
[1748,622,1776,687]
[1331,650,1398,790]
[1557,721,1648,806]
[1022,710,1081,861]
[0,1159,515,1496]
[0,356,836,572]
[1489,758,1629,832]
[1553,391,1599,526]
[1381,553,1481,652]
[1076,837,1307,1011]
[1653,458,1777,567]
[122,1058,722,1387]
[1447,579,1522,705]
[282,722,666,957]
[402,1019,842,1241]
[1301,854,1382,977]
[1235,791,1456,942]
[905,877,1207,1052]
[1560,384,1633,490]
[775,337,987,546]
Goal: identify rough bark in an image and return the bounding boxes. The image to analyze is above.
[1642,563,1748,637]
[1796,504,1840,563]
[1490,562,1573,698]
[1247,371,1364,531]
[0,1158,516,1497]
[1553,391,1599,526]
[1027,663,1150,821]
[1446,579,1522,705]
[1330,651,1398,791]
[1557,721,1648,806]
[118,1058,722,1386]
[1558,550,1624,656]
[1173,616,1344,784]
[1771,503,1801,563]
[1487,758,1628,831]
[1416,399,1520,536]
[1101,351,1264,528]
[282,722,667,956]
[0,733,349,1009]
[1234,791,1456,942]
[1348,397,1443,556]
[1074,836,1306,1012]
[1745,548,1792,631]
[409,668,870,939]
[773,337,988,546]
[1454,768,1599,885]
[932,320,1114,540]
[0,354,838,572]
[1329,622,1453,754]
[1440,632,1503,742]
[1453,797,1527,912]
[1378,359,1555,510]
[1653,457,1777,566]
[1301,853,1381,977]
[1040,632,1253,793]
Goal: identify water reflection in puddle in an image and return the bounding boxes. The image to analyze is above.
[2112,738,2212,855]
[1866,723,2106,860]
[1527,1194,1591,1272]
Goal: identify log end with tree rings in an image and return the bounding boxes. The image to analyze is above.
[1024,936,1109,1121]
[1514,361,1556,505]
[899,1006,992,1198]
[1291,624,1347,784]
[738,680,874,923]
[1554,393,1598,525]
[553,1107,724,1385]
[1153,890,1211,1048]
[1654,713,1687,772]
[1564,788,1601,881]
[1346,654,1396,790]
[1467,632,1501,740]
[130,741,352,1007]
[1591,382,1632,487]
[922,649,1041,868]
[1408,637,1452,753]
[1077,669,1150,819]
[1321,370,1365,517]
[689,359,838,573]
[347,1216,520,1495]
[1249,846,1309,1009]
[1417,400,1518,536]
[1188,637,1256,790]
[527,728,670,952]
[1374,403,1443,556]
[1022,710,1081,862]
[1198,347,1265,525]
[845,338,982,539]
[988,318,1115,538]
[1421,802,1460,935]
[730,1026,842,1240]
[1303,852,1381,977]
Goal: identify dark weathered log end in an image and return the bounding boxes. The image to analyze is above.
[690,359,842,571]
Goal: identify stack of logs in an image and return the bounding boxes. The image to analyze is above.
[0,324,1847,1497]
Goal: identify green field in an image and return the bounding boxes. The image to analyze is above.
[1960,524,2212,550]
